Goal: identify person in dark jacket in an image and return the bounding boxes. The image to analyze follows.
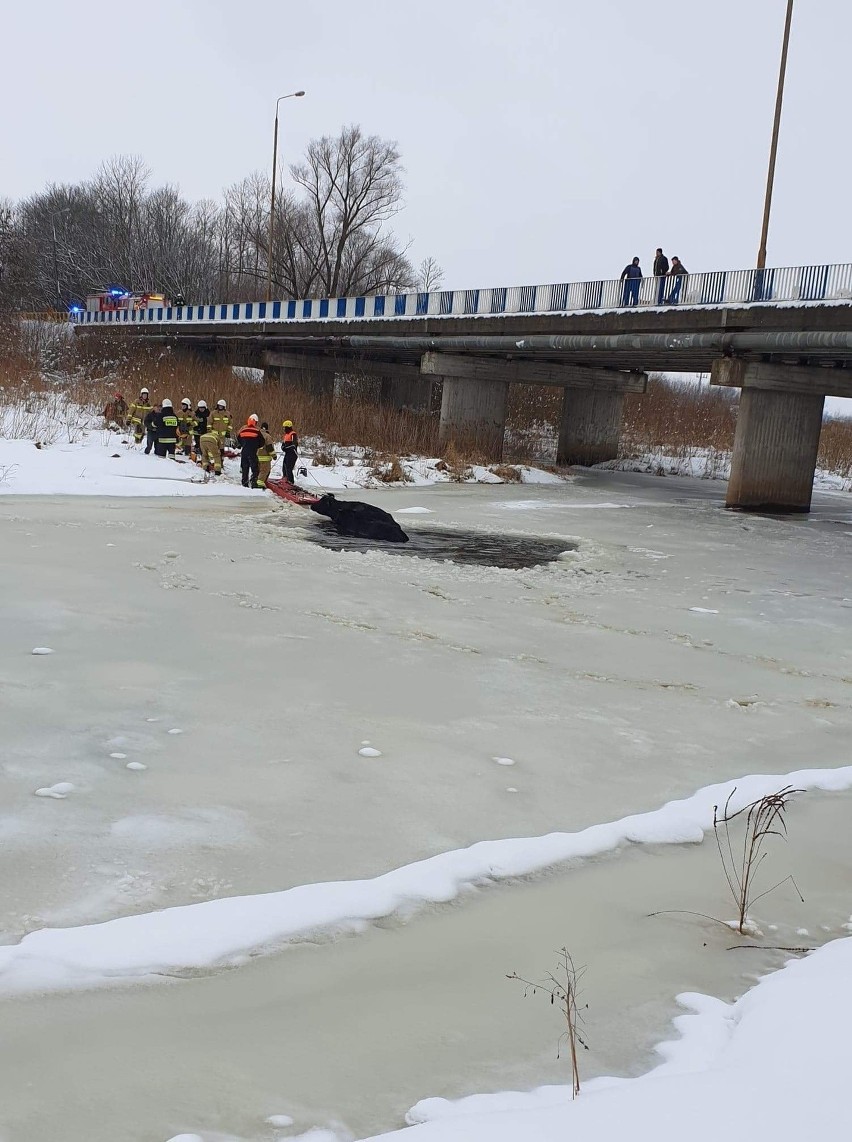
[666,256,688,304]
[620,258,642,306]
[193,400,209,454]
[143,404,161,455]
[154,398,179,458]
[281,419,299,484]
[237,414,265,488]
[653,248,669,304]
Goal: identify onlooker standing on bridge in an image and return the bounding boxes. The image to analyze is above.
[666,256,688,304]
[620,258,642,306]
[653,248,669,304]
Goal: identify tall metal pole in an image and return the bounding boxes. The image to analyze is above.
[266,90,305,304]
[51,219,61,307]
[757,0,794,269]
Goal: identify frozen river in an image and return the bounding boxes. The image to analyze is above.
[1,469,851,1140]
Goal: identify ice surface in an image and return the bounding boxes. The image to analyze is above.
[0,762,848,996]
[358,747,383,758]
[33,782,74,799]
[2,471,852,1140]
[30,646,54,654]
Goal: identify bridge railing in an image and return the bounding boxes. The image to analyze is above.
[71,262,852,326]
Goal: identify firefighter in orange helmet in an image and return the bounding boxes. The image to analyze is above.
[281,419,299,484]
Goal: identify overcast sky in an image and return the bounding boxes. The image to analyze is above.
[4,0,848,289]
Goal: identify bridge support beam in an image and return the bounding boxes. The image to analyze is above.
[437,376,508,459]
[421,353,646,463]
[379,376,431,412]
[713,360,827,513]
[557,387,625,466]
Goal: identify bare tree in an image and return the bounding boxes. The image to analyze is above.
[290,125,413,297]
[416,256,444,292]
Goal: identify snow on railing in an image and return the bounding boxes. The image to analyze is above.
[70,262,852,326]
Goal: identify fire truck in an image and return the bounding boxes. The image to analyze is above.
[84,288,172,313]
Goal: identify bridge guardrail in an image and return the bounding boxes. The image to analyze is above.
[71,262,852,327]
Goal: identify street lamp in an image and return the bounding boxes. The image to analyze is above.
[757,0,794,270]
[48,206,72,309]
[266,90,305,304]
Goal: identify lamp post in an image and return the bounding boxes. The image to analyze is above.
[266,90,305,304]
[757,0,794,270]
[48,206,72,309]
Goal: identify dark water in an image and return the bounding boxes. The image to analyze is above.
[284,519,576,569]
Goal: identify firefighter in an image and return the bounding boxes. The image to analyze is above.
[237,413,265,488]
[199,426,222,476]
[209,399,232,455]
[103,392,128,429]
[256,421,276,488]
[143,403,160,455]
[193,400,209,454]
[281,419,299,484]
[177,398,195,457]
[128,388,153,445]
[154,398,180,458]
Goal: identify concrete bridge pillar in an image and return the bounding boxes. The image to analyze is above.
[438,377,509,459]
[712,360,831,513]
[379,376,432,413]
[557,388,625,466]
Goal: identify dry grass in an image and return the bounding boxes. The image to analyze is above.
[5,325,852,485]
[491,463,522,482]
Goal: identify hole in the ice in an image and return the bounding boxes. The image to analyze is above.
[277,518,577,569]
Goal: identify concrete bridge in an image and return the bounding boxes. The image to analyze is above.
[72,261,852,512]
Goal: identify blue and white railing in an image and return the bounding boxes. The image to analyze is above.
[71,262,852,326]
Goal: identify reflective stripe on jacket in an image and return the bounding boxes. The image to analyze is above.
[129,401,153,425]
[257,428,275,462]
[209,410,232,439]
[156,412,179,444]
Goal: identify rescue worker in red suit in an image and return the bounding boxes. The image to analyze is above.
[281,419,299,484]
[237,413,265,488]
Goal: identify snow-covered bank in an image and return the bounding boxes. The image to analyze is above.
[597,446,852,491]
[1,764,850,998]
[0,413,563,496]
[363,933,852,1142]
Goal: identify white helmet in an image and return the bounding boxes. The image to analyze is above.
[217,399,226,408]
[197,400,207,409]
[248,413,259,423]
[181,397,191,407]
[161,398,173,408]
[140,387,149,395]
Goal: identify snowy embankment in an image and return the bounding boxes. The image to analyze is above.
[596,446,852,491]
[362,933,852,1142]
[1,764,850,998]
[0,409,563,496]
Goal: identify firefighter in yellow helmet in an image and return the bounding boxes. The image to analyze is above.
[281,419,299,484]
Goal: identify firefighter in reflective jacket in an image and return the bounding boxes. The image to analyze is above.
[177,398,195,456]
[154,398,179,458]
[256,422,276,488]
[128,388,153,444]
[237,414,265,487]
[281,420,299,484]
[209,399,232,452]
[199,427,222,475]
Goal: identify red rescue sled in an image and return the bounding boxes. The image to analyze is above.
[266,478,321,506]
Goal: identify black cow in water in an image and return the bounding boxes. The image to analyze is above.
[310,493,410,543]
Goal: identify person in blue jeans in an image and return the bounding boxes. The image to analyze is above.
[666,256,688,304]
[653,248,670,304]
[620,257,642,306]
